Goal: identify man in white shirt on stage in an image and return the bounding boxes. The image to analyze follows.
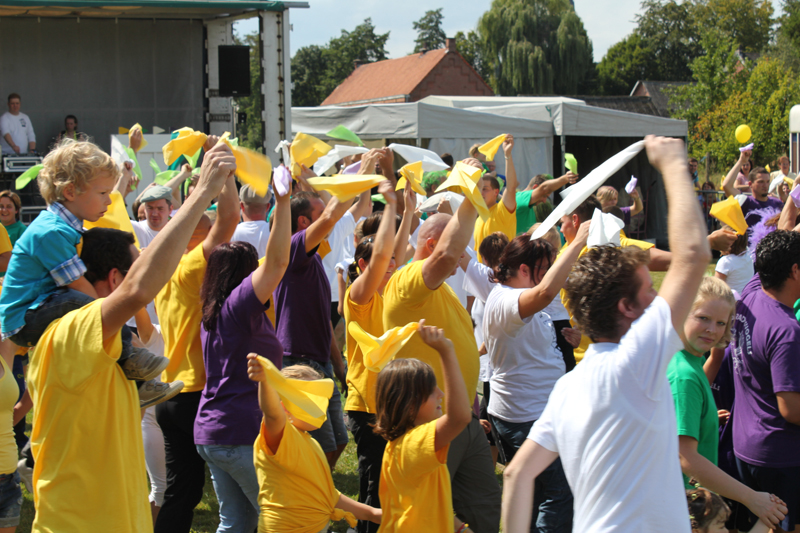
[0,93,36,155]
[231,184,271,259]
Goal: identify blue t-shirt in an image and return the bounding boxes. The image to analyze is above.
[0,207,84,336]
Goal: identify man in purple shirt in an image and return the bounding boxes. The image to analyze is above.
[273,189,355,468]
[722,152,783,232]
[731,230,800,532]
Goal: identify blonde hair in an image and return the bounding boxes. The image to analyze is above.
[596,185,618,207]
[38,139,119,205]
[530,223,560,252]
[691,277,736,347]
[280,364,322,381]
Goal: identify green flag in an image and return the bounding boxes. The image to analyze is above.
[326,125,363,147]
[149,158,162,175]
[564,153,578,174]
[16,164,43,190]
[155,170,179,186]
[124,147,142,180]
[185,148,202,168]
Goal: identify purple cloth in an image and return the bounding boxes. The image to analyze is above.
[195,273,282,446]
[740,196,782,229]
[712,348,739,481]
[274,229,331,362]
[619,206,632,226]
[731,274,800,467]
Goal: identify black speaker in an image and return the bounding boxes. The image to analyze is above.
[218,45,251,97]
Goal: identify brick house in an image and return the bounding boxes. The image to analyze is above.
[320,38,494,107]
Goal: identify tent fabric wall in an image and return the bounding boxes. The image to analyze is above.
[0,18,205,154]
[428,137,552,184]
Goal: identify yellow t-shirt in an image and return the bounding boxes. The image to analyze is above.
[379,421,452,533]
[559,237,655,363]
[473,201,516,262]
[155,244,207,391]
[383,260,478,412]
[254,420,344,533]
[0,356,18,475]
[28,300,151,533]
[0,224,11,255]
[343,285,384,413]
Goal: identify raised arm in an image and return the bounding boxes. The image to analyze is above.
[251,181,291,304]
[247,353,287,454]
[305,193,356,254]
[163,164,193,210]
[501,135,517,213]
[647,136,712,332]
[393,186,416,267]
[202,172,238,260]
[422,194,478,290]
[113,162,138,199]
[629,188,643,216]
[722,151,749,198]
[349,181,397,306]
[779,188,798,231]
[529,172,578,205]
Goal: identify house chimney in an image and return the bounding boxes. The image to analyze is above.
[445,37,456,53]
[354,60,365,69]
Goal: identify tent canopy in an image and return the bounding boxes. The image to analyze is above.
[0,0,302,19]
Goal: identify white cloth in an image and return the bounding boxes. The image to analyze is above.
[0,112,35,154]
[483,285,565,423]
[715,253,754,295]
[463,259,497,381]
[542,295,570,322]
[140,325,166,507]
[587,209,624,248]
[131,219,160,249]
[322,211,356,303]
[447,268,468,309]
[232,220,271,259]
[528,297,688,533]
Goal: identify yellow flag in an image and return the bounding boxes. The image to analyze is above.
[128,123,148,150]
[118,127,130,134]
[478,134,507,160]
[306,175,386,202]
[434,162,490,221]
[710,196,748,235]
[219,133,273,197]
[255,356,334,429]
[396,161,426,195]
[83,191,141,249]
[348,322,420,373]
[290,132,332,177]
[163,128,208,166]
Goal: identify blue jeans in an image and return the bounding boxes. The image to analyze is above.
[196,444,259,533]
[491,416,573,533]
[0,472,21,528]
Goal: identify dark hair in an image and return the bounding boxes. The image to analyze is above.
[689,158,698,164]
[348,234,376,283]
[533,200,554,222]
[0,190,21,221]
[440,153,454,168]
[200,241,259,330]
[754,230,800,290]
[7,93,19,103]
[361,210,401,238]
[564,245,650,341]
[729,232,749,256]
[290,191,321,234]
[80,228,136,284]
[65,114,78,125]
[482,176,500,190]
[529,174,549,190]
[492,234,555,284]
[132,198,144,221]
[749,166,769,183]
[571,195,602,224]
[478,232,509,269]
[686,488,729,531]
[602,205,625,221]
[373,359,437,441]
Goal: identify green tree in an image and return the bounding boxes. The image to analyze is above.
[291,45,328,107]
[477,0,593,95]
[693,0,774,54]
[596,34,654,95]
[413,8,447,52]
[454,30,491,82]
[232,32,263,151]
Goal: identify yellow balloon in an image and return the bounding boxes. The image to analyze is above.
[735,125,752,144]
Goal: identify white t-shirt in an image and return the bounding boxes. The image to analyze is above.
[463,259,497,381]
[543,295,570,322]
[322,212,356,303]
[131,220,160,249]
[528,297,688,533]
[715,253,754,295]
[0,112,35,154]
[232,220,271,259]
[483,284,565,423]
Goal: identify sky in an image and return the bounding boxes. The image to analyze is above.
[235,1,782,63]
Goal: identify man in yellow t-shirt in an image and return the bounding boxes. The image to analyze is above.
[474,135,517,263]
[27,140,236,533]
[153,154,240,533]
[383,162,501,533]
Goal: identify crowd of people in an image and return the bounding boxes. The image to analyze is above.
[0,102,796,533]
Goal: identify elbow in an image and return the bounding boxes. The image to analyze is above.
[781,409,800,426]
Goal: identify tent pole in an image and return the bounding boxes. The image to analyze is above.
[560,134,566,176]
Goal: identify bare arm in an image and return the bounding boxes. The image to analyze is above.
[202,172,238,260]
[336,494,381,524]
[305,196,353,254]
[776,391,800,425]
[163,164,193,210]
[704,347,726,384]
[251,185,291,303]
[530,172,577,205]
[722,151,749,198]
[501,135,517,213]
[647,248,672,272]
[133,307,155,346]
[422,197,477,290]
[502,440,559,533]
[113,163,137,198]
[68,275,99,299]
[247,353,287,454]
[13,388,32,426]
[629,189,643,216]
[348,150,382,221]
[647,136,712,332]
[778,190,798,231]
[392,186,416,271]
[0,251,10,273]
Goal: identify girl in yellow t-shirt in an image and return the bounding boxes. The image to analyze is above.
[344,182,416,533]
[374,323,474,533]
[247,357,381,533]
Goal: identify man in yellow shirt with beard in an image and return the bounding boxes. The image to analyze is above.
[474,135,517,263]
[26,141,236,533]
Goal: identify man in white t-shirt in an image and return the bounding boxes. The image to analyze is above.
[132,185,173,249]
[501,136,712,533]
[231,184,272,258]
[0,93,36,155]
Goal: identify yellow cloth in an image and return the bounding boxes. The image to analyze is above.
[473,201,516,263]
[560,237,655,363]
[318,239,332,260]
[290,132,332,177]
[255,356,333,429]
[0,357,18,475]
[306,175,386,202]
[155,244,207,391]
[163,128,207,166]
[129,123,148,150]
[378,420,452,533]
[0,224,11,255]
[84,191,142,249]
[28,300,151,533]
[396,161,426,195]
[434,162,490,221]
[218,132,273,197]
[349,321,419,373]
[383,260,478,413]
[343,286,385,413]
[710,196,748,235]
[478,134,506,160]
[255,421,355,532]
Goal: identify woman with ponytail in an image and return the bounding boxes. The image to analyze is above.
[343,181,415,533]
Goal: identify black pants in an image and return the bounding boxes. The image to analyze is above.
[553,319,576,372]
[348,411,386,533]
[154,391,205,533]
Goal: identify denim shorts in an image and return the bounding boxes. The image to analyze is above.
[0,472,22,528]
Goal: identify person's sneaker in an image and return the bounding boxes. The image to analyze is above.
[139,379,184,409]
[121,347,170,381]
[17,458,32,493]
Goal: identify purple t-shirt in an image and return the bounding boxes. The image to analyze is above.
[731,274,800,467]
[620,206,632,226]
[274,229,331,362]
[740,196,782,229]
[195,273,283,446]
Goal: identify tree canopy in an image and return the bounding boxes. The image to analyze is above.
[413,8,447,52]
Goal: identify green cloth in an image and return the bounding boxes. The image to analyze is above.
[4,221,25,246]
[794,299,800,321]
[515,190,537,235]
[667,349,719,489]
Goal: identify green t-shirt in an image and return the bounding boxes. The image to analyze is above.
[667,349,719,488]
[4,221,25,247]
[515,190,536,236]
